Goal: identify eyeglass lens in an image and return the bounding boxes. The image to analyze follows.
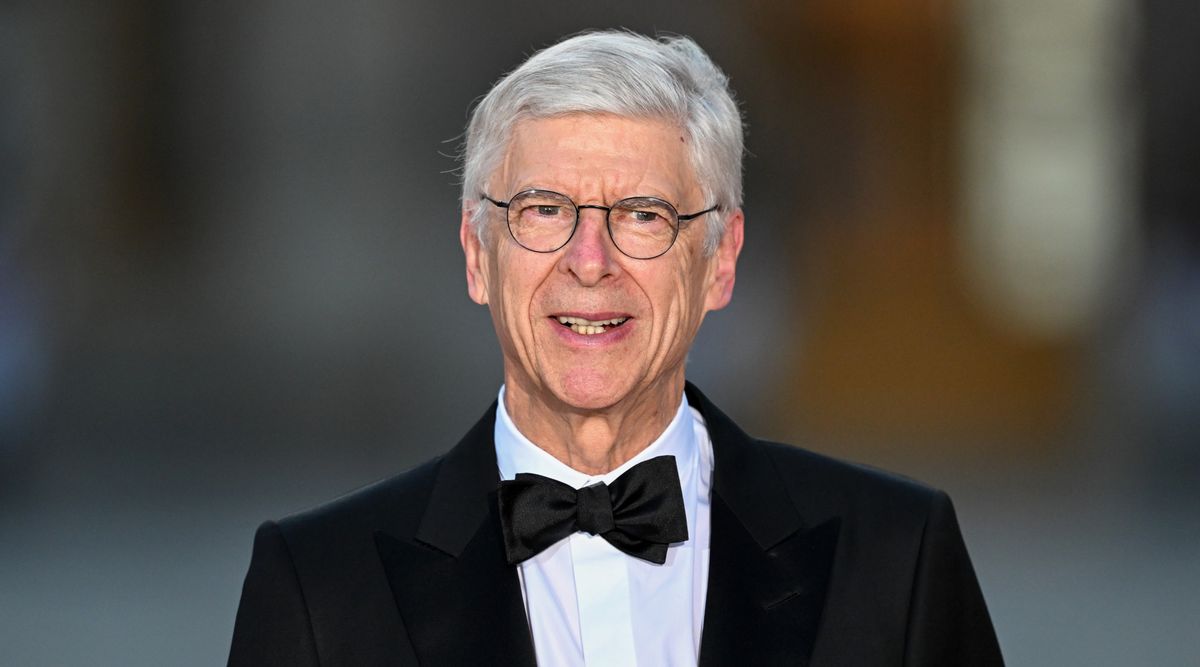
[506,190,679,259]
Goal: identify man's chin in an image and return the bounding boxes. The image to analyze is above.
[546,373,641,413]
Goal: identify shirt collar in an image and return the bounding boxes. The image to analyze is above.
[494,385,697,489]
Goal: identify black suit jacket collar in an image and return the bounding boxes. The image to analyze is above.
[374,384,838,666]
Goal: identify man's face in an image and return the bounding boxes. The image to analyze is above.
[461,114,743,412]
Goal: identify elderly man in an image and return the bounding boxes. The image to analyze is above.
[228,31,1003,666]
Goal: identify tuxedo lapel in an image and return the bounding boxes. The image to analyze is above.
[699,498,839,666]
[688,385,839,667]
[374,404,536,667]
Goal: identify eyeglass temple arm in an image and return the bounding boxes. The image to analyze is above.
[480,194,509,208]
[678,205,719,222]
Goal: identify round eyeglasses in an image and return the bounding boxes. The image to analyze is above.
[481,189,718,260]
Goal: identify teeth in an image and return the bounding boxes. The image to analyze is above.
[555,316,629,326]
[555,315,629,335]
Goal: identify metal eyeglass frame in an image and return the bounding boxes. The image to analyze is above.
[480,189,719,260]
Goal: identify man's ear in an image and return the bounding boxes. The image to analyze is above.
[704,208,744,312]
[461,208,490,305]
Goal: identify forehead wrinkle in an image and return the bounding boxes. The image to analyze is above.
[504,115,699,207]
[509,148,663,201]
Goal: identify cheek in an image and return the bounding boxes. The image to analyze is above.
[494,254,551,337]
[496,282,528,334]
[674,254,712,317]
[650,261,708,342]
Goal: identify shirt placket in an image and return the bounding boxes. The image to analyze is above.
[570,521,637,665]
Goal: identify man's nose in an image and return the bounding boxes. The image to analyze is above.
[558,209,619,285]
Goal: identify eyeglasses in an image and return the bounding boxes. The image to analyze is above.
[480,189,718,260]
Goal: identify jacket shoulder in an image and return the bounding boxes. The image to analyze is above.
[756,439,946,527]
[275,453,445,545]
[754,441,1003,665]
[230,455,448,666]
[687,382,944,522]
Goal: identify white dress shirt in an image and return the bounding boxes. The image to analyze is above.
[494,386,714,667]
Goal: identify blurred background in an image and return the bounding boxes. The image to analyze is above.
[1,1,1196,664]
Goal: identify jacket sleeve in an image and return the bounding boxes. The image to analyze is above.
[903,490,1005,666]
[228,520,321,667]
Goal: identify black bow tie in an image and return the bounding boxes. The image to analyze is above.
[497,455,689,565]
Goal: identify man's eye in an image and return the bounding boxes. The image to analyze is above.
[632,210,661,223]
[535,206,561,216]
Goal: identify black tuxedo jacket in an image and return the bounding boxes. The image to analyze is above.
[228,384,1003,666]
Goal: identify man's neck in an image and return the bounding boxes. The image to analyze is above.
[501,377,684,475]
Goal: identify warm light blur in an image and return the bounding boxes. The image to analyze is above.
[1,2,1196,666]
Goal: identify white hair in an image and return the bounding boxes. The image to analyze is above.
[461,30,744,253]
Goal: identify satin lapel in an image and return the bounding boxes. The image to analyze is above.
[688,384,839,667]
[374,404,536,667]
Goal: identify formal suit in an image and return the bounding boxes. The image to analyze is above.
[228,384,1004,666]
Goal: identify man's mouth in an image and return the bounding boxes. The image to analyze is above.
[554,315,631,336]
